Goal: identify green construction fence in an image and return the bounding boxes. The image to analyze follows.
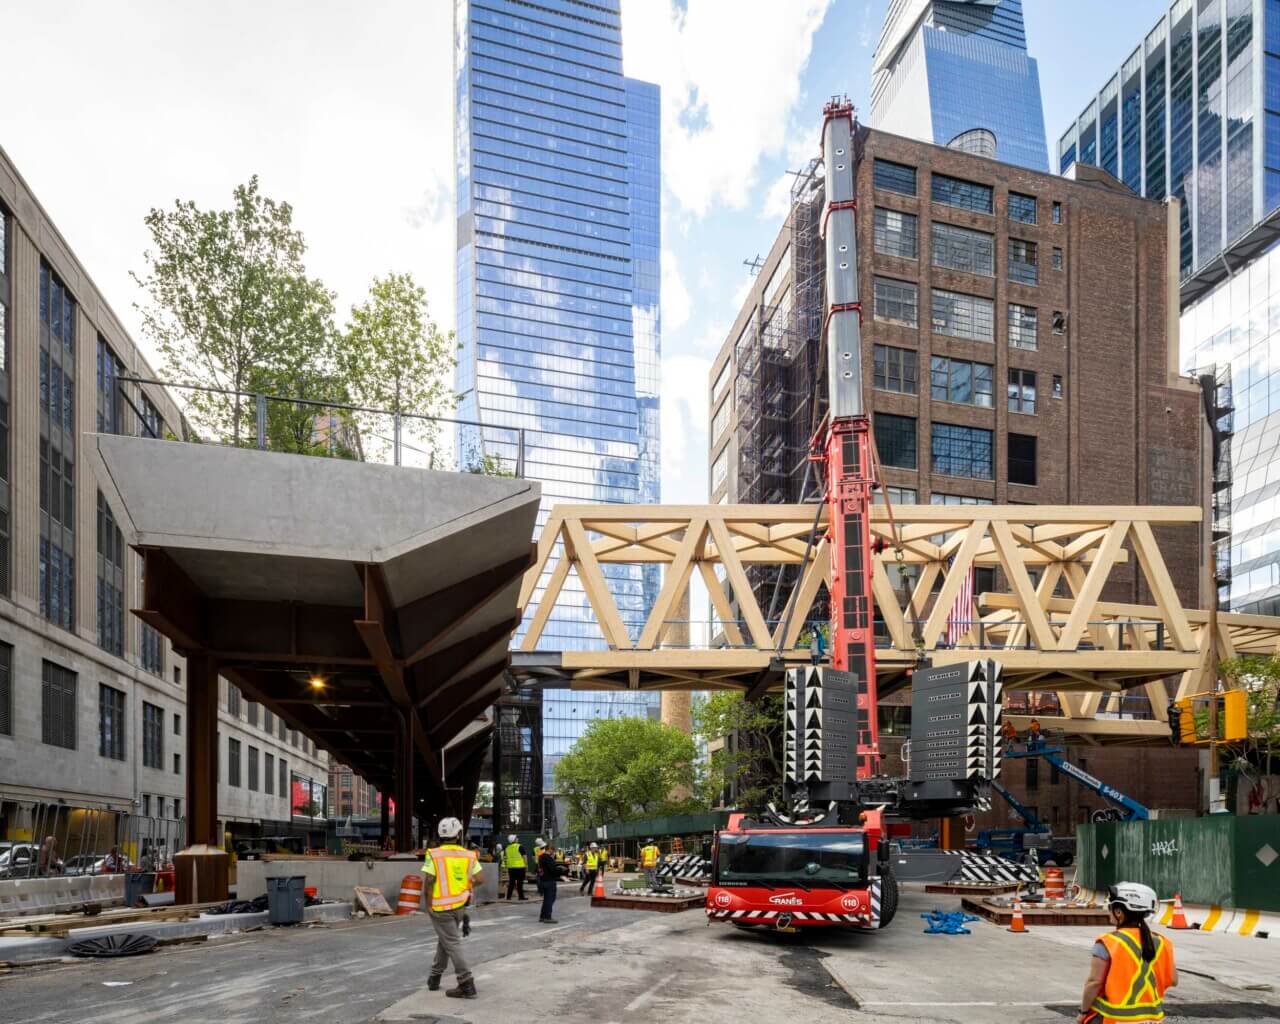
[1077,815,1280,911]
[555,811,732,851]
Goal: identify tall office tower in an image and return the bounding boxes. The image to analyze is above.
[1061,1,1280,613]
[453,0,661,807]
[870,0,1050,172]
[1057,0,1270,279]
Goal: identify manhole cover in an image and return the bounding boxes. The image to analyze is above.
[66,933,159,958]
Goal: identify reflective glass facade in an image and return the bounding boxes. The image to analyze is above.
[870,0,1049,171]
[1182,242,1280,612]
[454,0,661,792]
[1059,0,1273,277]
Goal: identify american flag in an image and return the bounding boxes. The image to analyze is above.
[945,557,974,647]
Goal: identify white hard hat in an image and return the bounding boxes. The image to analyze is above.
[1107,882,1158,916]
[507,834,517,844]
[535,837,547,848]
[438,817,463,839]
[589,842,599,849]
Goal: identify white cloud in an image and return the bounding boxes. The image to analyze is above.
[661,353,713,503]
[662,248,692,332]
[624,0,834,216]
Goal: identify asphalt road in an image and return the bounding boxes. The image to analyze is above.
[2,885,1277,1024]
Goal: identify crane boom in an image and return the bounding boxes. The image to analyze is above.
[819,98,881,780]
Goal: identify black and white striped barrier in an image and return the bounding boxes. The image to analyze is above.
[657,854,710,881]
[938,851,1039,884]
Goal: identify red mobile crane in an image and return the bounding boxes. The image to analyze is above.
[706,100,997,933]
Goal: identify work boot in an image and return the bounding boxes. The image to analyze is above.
[446,979,477,999]
[539,916,558,924]
[427,975,442,992]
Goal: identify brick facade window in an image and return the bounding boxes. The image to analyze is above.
[873,158,917,196]
[931,356,993,408]
[931,423,994,479]
[932,173,993,214]
[1008,192,1037,223]
[1008,303,1038,350]
[874,413,918,470]
[931,221,994,276]
[1009,433,1038,485]
[1008,369,1037,414]
[931,288,994,341]
[873,344,918,394]
[873,277,918,328]
[874,208,918,260]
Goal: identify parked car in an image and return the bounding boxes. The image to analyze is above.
[63,854,109,876]
[0,843,38,878]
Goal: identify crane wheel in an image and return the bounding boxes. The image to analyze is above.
[878,868,899,928]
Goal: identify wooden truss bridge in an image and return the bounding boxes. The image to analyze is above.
[512,504,1280,743]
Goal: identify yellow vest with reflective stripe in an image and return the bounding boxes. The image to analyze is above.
[585,851,599,869]
[503,843,526,869]
[1090,929,1174,1023]
[422,845,478,912]
[640,845,660,868]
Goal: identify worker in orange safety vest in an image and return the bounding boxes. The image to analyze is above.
[639,838,661,890]
[422,817,485,1000]
[1077,882,1176,1024]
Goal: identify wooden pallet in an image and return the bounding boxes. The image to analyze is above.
[0,900,228,938]
[591,892,704,913]
[961,896,1111,927]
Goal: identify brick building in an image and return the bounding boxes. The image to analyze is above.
[708,125,1205,828]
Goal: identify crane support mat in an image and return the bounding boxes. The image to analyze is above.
[925,881,1020,896]
[591,891,704,913]
[961,896,1111,927]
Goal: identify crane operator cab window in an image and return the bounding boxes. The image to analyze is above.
[715,832,868,888]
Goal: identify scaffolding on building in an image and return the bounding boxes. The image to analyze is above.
[1197,364,1234,607]
[733,157,828,613]
[491,690,544,837]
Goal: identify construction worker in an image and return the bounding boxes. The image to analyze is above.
[421,817,484,1000]
[501,833,528,901]
[639,838,661,889]
[578,841,601,895]
[534,838,564,923]
[1077,882,1176,1024]
[1028,717,1045,751]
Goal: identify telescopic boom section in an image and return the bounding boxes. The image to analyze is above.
[819,99,880,778]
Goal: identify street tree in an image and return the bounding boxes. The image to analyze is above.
[133,176,337,446]
[553,717,704,832]
[1219,655,1280,813]
[339,273,457,465]
[693,692,784,812]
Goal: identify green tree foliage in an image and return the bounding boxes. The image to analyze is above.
[693,692,784,812]
[553,717,704,832]
[133,176,339,447]
[1219,656,1280,813]
[339,273,458,464]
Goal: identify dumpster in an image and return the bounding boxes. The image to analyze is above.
[266,875,306,925]
[124,871,156,907]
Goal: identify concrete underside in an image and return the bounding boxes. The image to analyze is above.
[4,887,1278,1023]
[88,435,542,845]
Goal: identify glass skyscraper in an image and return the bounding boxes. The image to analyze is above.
[1057,0,1269,278]
[870,0,1050,171]
[1062,1,1280,614]
[453,0,661,795]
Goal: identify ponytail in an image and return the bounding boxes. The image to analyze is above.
[1117,907,1158,962]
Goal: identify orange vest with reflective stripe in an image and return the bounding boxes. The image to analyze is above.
[422,845,478,912]
[1091,928,1174,1023]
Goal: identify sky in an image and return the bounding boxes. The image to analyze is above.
[1,0,1169,507]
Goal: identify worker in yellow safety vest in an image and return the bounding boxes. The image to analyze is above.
[1077,882,1177,1024]
[578,842,602,895]
[422,817,484,1000]
[639,838,661,890]
[501,833,528,902]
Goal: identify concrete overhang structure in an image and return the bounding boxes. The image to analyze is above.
[90,435,540,887]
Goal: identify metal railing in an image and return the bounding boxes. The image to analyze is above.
[116,376,529,478]
[624,617,1173,653]
[0,799,186,879]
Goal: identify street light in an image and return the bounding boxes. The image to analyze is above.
[309,675,326,690]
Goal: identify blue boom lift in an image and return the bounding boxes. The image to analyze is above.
[974,743,1150,863]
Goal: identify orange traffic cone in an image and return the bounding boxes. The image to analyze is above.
[1008,898,1028,933]
[1169,892,1191,930]
[593,871,605,899]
